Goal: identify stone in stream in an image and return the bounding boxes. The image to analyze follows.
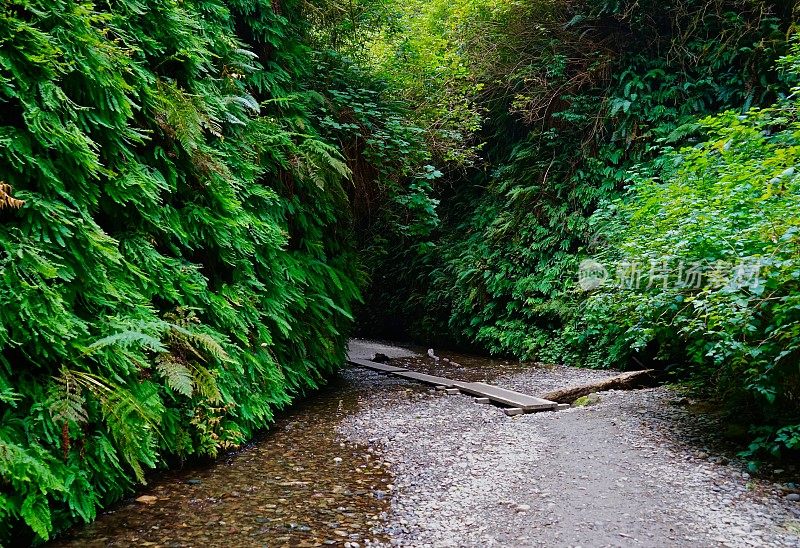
[135,495,158,505]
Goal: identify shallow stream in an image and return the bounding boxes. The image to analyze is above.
[51,348,527,547]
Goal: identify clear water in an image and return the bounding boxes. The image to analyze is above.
[51,350,532,547]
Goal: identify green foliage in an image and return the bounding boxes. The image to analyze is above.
[368,0,793,345]
[345,0,513,165]
[0,0,387,542]
[575,43,800,457]
[360,0,799,456]
[420,0,793,358]
[4,0,799,539]
[306,51,440,326]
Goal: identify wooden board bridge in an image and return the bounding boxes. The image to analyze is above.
[346,356,568,415]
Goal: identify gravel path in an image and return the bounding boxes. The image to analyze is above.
[338,361,800,547]
[348,339,419,361]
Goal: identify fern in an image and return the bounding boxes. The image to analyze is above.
[88,330,167,354]
[47,375,88,426]
[0,0,364,541]
[21,494,51,541]
[189,363,223,403]
[155,356,194,397]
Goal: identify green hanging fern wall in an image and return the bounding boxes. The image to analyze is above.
[0,0,364,542]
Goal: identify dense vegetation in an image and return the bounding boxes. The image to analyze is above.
[2,0,799,543]
[355,0,800,462]
[0,0,431,543]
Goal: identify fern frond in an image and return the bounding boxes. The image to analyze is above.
[188,363,221,403]
[155,356,194,397]
[166,321,231,363]
[47,374,88,425]
[0,182,25,209]
[88,330,166,353]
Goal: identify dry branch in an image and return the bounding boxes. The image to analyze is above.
[540,370,657,403]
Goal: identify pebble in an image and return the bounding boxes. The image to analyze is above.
[135,495,158,505]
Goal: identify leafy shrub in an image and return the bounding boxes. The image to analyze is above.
[574,42,800,457]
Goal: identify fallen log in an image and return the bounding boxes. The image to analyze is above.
[540,369,657,403]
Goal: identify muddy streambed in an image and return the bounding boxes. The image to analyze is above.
[52,347,527,547]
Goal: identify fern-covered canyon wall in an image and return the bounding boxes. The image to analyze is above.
[2,0,800,543]
[0,0,436,543]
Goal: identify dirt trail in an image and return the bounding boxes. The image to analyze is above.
[339,343,800,547]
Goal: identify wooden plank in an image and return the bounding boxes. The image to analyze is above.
[391,370,458,388]
[455,382,558,411]
[348,355,561,414]
[346,357,409,374]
